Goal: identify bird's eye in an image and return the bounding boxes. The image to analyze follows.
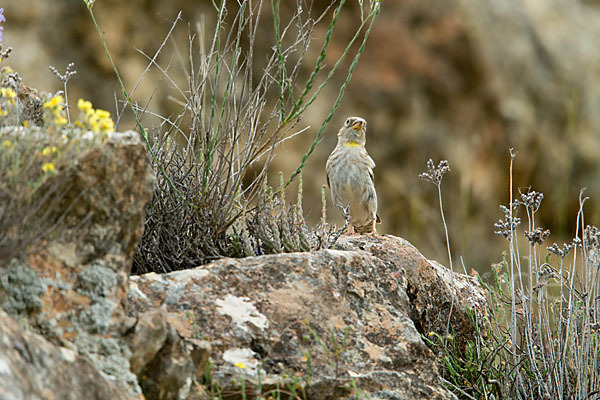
[345,118,353,127]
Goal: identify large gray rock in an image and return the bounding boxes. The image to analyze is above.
[0,130,155,398]
[127,235,487,399]
[336,235,489,350]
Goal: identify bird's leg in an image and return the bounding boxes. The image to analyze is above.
[346,223,355,235]
[364,218,378,236]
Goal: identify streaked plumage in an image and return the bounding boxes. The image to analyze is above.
[326,116,380,235]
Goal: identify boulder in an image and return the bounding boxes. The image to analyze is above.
[0,309,129,400]
[0,130,155,398]
[336,235,489,349]
[127,235,487,399]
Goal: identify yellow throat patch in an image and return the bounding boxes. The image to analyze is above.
[344,142,361,147]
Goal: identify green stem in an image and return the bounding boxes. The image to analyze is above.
[271,0,286,121]
[82,2,195,209]
[285,3,380,189]
[204,0,227,197]
[285,0,346,121]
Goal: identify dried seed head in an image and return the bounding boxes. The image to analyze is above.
[584,225,600,251]
[494,203,521,240]
[547,241,575,259]
[419,159,450,186]
[0,45,11,61]
[49,63,77,84]
[519,189,544,212]
[537,263,556,282]
[524,227,551,245]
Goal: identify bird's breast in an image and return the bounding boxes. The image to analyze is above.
[329,150,373,199]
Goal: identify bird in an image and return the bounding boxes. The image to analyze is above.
[326,116,380,235]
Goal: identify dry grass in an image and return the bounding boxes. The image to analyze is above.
[427,150,600,400]
[129,0,380,273]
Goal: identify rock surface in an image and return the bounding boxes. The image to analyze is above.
[126,235,487,399]
[0,309,127,400]
[0,130,154,398]
[336,236,488,350]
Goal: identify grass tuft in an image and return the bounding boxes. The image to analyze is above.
[82,0,382,273]
[427,150,600,400]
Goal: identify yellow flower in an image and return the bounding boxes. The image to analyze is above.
[89,109,115,134]
[77,99,93,114]
[90,114,100,133]
[42,146,58,156]
[41,162,56,173]
[43,95,64,109]
[2,139,11,148]
[55,116,68,126]
[42,95,69,126]
[0,88,16,99]
[95,109,111,119]
[234,362,246,369]
[99,118,114,133]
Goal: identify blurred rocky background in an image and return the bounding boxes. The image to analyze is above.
[6,0,600,271]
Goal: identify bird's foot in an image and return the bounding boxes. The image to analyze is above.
[365,218,378,236]
[345,224,355,235]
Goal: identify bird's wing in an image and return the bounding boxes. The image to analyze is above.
[367,152,380,223]
[326,171,330,188]
[367,153,376,184]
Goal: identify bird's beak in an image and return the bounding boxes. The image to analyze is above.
[351,120,364,130]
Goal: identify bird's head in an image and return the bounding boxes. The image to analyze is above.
[338,116,367,147]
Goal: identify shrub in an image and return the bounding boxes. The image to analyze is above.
[427,150,600,399]
[0,66,116,264]
[100,0,382,273]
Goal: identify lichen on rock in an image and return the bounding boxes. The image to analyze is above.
[127,236,485,399]
[0,259,48,317]
[0,129,154,398]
